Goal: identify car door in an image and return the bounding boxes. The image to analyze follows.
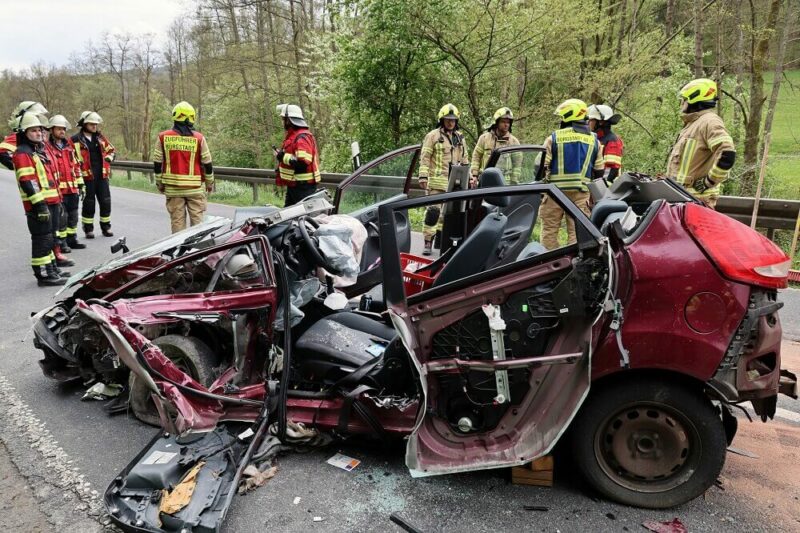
[377,184,608,476]
[334,145,420,295]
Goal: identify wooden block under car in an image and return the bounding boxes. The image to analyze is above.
[510,455,554,487]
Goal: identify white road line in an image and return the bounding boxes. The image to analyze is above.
[775,406,800,423]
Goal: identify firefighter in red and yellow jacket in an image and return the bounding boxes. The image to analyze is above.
[12,113,67,286]
[587,104,624,182]
[274,104,321,207]
[0,101,49,170]
[48,115,86,251]
[72,111,115,238]
[154,102,215,233]
[38,116,75,269]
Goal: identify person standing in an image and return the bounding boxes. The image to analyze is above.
[587,104,624,182]
[72,111,115,238]
[540,98,604,250]
[12,112,66,286]
[38,116,74,268]
[154,102,214,233]
[667,78,735,210]
[48,115,86,250]
[471,107,521,185]
[0,101,49,170]
[418,104,469,255]
[274,104,321,207]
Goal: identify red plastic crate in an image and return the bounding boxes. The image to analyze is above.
[400,253,435,295]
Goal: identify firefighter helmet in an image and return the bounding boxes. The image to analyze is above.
[37,115,50,129]
[78,111,103,126]
[587,104,621,125]
[493,107,513,122]
[679,78,718,104]
[554,99,588,123]
[437,103,460,123]
[48,115,72,129]
[16,112,45,132]
[172,101,196,124]
[276,103,307,128]
[12,101,48,118]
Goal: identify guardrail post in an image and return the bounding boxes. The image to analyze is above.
[126,169,132,181]
[252,183,259,204]
[149,171,154,184]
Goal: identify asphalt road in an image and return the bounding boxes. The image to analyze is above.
[0,169,797,532]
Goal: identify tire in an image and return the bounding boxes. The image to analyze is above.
[570,377,726,508]
[129,335,218,426]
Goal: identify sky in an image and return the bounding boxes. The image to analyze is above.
[0,0,185,71]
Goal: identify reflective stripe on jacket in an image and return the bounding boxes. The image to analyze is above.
[277,127,321,185]
[49,138,82,195]
[71,132,115,181]
[419,127,469,191]
[470,130,521,181]
[154,129,213,196]
[598,130,624,169]
[666,109,735,199]
[543,125,603,192]
[13,144,60,212]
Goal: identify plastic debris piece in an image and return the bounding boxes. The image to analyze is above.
[606,512,616,520]
[293,496,301,505]
[238,464,277,494]
[523,505,548,511]
[327,453,361,471]
[81,382,123,401]
[389,513,425,533]
[159,462,205,515]
[642,518,688,533]
[313,516,325,522]
[727,446,759,458]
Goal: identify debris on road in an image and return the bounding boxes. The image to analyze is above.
[727,446,759,458]
[238,464,278,494]
[80,382,122,401]
[389,512,425,533]
[327,453,361,471]
[293,496,301,505]
[313,516,325,522]
[159,461,205,515]
[522,505,548,511]
[642,518,688,533]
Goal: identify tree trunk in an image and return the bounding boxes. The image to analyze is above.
[616,0,628,60]
[289,0,306,107]
[693,1,704,76]
[732,0,745,145]
[742,0,782,194]
[665,0,676,38]
[761,2,789,155]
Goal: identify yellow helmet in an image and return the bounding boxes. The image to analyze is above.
[554,99,588,123]
[493,107,513,122]
[172,101,196,124]
[679,78,718,104]
[437,103,460,122]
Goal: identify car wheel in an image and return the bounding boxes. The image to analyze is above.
[570,378,726,508]
[129,334,218,426]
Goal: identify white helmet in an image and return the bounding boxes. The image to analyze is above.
[276,103,307,128]
[48,114,71,129]
[15,112,45,132]
[13,101,48,118]
[587,104,621,125]
[78,111,103,126]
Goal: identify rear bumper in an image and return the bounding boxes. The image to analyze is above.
[708,289,785,417]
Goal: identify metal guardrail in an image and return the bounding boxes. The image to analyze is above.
[112,161,799,233]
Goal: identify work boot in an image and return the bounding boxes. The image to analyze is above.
[423,239,433,256]
[84,225,95,239]
[60,241,72,253]
[35,265,66,286]
[102,227,114,237]
[51,261,71,278]
[66,236,87,249]
[53,246,75,267]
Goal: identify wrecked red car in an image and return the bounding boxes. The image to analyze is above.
[31,145,797,531]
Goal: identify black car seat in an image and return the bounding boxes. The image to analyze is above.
[431,169,509,287]
[590,199,628,234]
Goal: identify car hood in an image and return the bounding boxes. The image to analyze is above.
[57,216,233,295]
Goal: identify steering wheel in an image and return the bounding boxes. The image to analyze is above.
[297,216,341,274]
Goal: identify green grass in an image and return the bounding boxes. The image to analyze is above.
[761,70,800,199]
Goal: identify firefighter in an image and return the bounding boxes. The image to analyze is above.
[12,112,67,286]
[471,107,522,184]
[667,78,735,210]
[540,98,605,250]
[72,111,115,238]
[274,104,321,207]
[587,104,624,182]
[154,102,214,233]
[418,103,470,255]
[38,116,74,268]
[0,101,49,170]
[48,115,86,250]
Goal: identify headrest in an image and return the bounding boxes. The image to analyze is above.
[479,167,509,207]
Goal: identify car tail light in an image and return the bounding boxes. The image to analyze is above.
[684,203,790,289]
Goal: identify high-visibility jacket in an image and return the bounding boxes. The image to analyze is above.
[49,138,83,195]
[154,128,213,197]
[13,143,60,213]
[419,127,469,191]
[470,130,521,181]
[71,132,115,181]
[0,133,17,170]
[667,109,735,200]
[277,127,321,186]
[543,124,604,192]
[597,129,624,170]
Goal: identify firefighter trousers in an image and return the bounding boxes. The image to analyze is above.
[48,203,63,247]
[166,194,207,233]
[82,178,111,232]
[60,194,80,243]
[422,188,446,241]
[27,211,54,268]
[284,182,317,207]
[539,190,591,250]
